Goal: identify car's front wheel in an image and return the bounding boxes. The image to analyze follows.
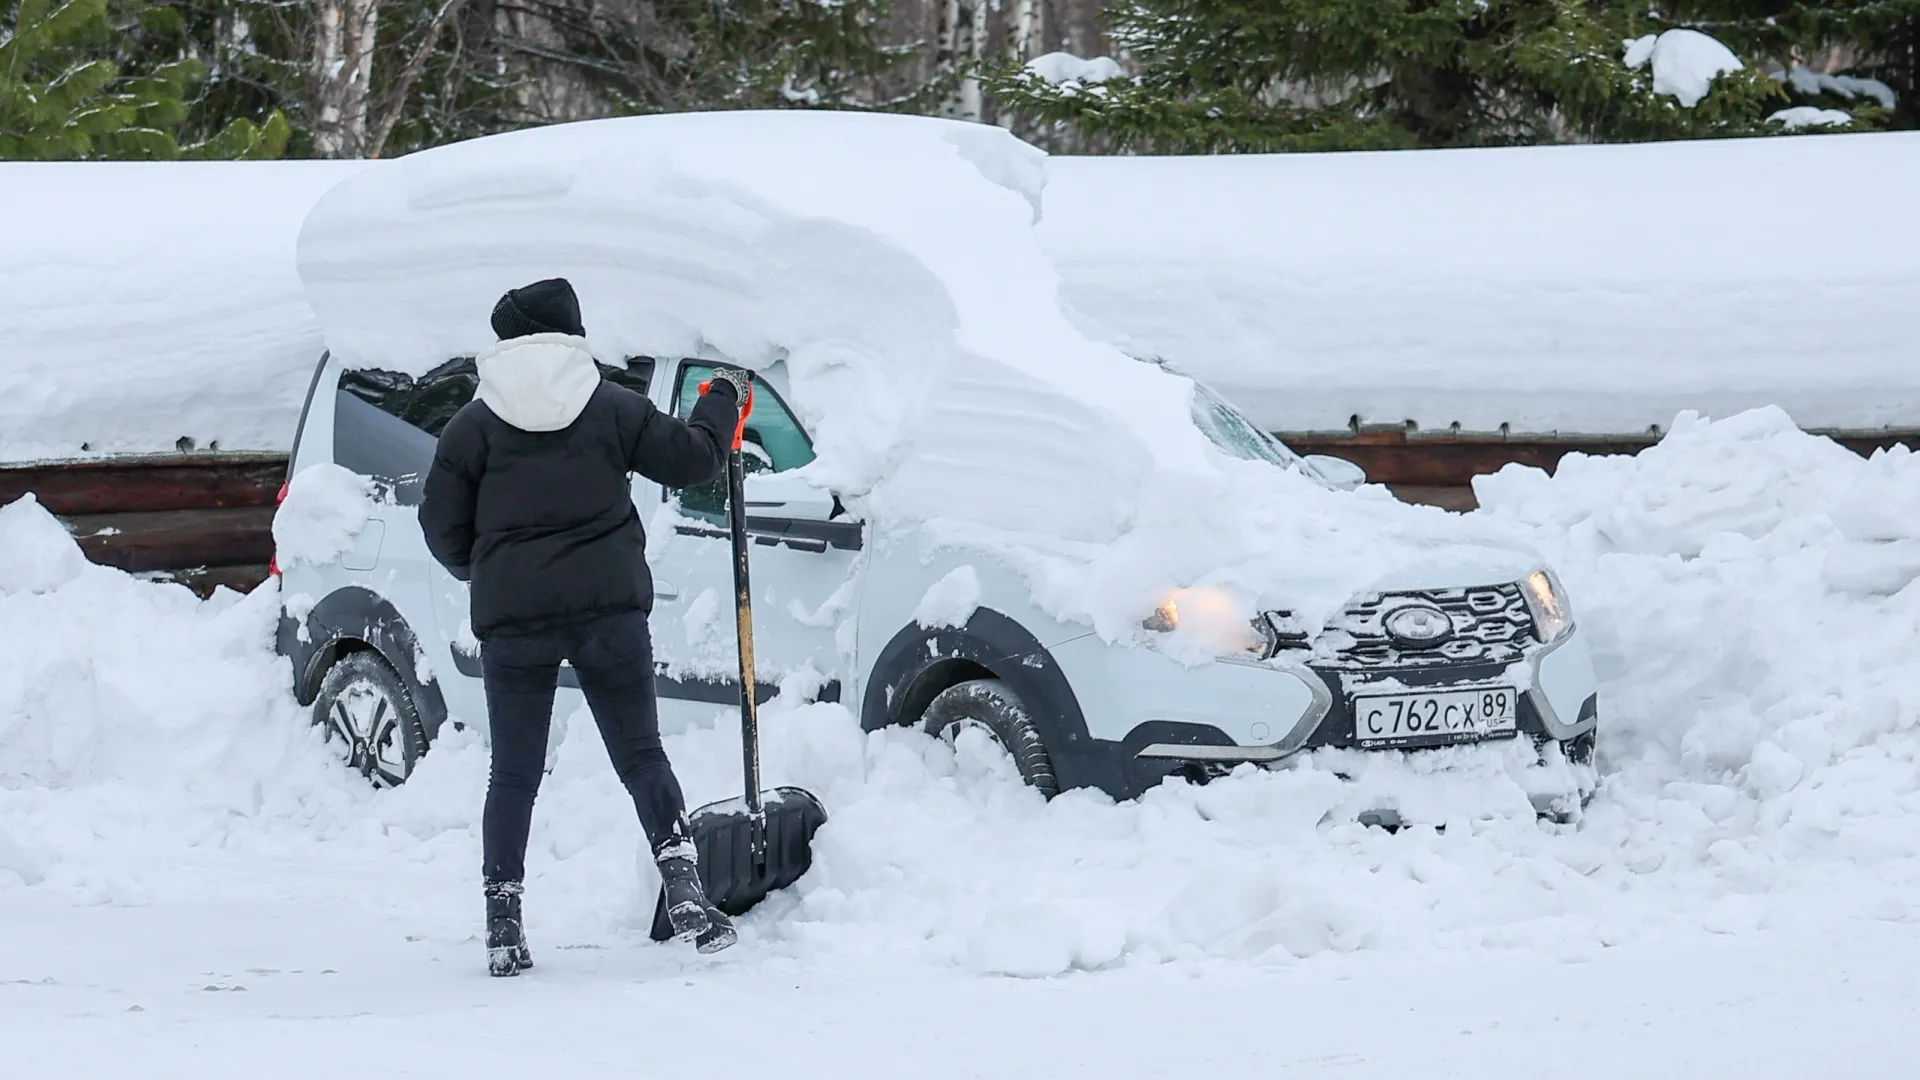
[921,679,1060,798]
[312,651,426,787]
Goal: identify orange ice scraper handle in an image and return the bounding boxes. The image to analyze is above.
[699,379,754,450]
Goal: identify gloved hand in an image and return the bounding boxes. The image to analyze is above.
[704,366,752,403]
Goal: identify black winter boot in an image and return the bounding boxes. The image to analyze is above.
[655,836,737,955]
[485,879,532,976]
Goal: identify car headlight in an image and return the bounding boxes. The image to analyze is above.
[1522,570,1572,642]
[1143,587,1276,658]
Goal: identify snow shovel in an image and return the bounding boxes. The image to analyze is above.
[650,380,827,943]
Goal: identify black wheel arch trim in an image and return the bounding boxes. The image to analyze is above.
[862,608,1149,796]
[278,586,450,743]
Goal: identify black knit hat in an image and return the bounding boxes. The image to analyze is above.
[491,278,585,340]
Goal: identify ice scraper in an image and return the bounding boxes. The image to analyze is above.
[650,379,826,945]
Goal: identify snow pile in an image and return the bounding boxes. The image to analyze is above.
[0,161,366,462]
[0,494,87,595]
[1473,408,1920,919]
[0,496,349,895]
[1026,52,1125,90]
[1820,446,1920,596]
[271,463,377,568]
[295,110,1545,640]
[1625,30,1743,108]
[1038,133,1920,434]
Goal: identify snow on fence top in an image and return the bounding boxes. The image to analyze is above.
[0,161,365,464]
[1037,133,1920,436]
[6,130,1917,465]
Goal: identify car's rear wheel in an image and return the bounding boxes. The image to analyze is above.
[313,651,426,787]
[921,679,1060,798]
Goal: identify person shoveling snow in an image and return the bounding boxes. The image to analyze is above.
[419,277,750,974]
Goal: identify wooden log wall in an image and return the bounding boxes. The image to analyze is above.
[3,428,1915,597]
[0,453,284,596]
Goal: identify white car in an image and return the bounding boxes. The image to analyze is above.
[273,348,1598,807]
[273,112,1599,817]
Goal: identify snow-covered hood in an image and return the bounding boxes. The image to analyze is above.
[474,333,600,432]
[1352,536,1543,595]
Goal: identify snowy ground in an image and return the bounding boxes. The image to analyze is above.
[7,408,1920,1076]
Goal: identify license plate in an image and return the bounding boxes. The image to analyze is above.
[1353,687,1518,749]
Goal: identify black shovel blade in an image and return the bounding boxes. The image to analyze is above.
[648,785,827,942]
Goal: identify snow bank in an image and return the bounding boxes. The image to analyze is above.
[1038,133,1920,435]
[0,161,365,463]
[0,496,348,896]
[7,407,1920,969]
[294,111,1543,638]
[0,494,88,595]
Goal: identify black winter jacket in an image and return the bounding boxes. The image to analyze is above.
[419,334,737,639]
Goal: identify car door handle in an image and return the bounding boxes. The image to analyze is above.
[656,581,680,601]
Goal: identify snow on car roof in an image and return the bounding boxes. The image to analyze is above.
[1038,133,1920,436]
[0,161,368,463]
[295,111,1539,640]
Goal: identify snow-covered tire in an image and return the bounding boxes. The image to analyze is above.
[312,651,427,788]
[922,679,1060,799]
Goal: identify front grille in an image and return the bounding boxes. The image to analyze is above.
[1275,583,1537,670]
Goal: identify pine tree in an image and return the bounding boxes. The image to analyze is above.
[1651,2,1917,131]
[111,0,921,159]
[983,1,1793,153]
[1,0,285,159]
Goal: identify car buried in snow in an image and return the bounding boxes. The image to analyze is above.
[271,112,1600,820]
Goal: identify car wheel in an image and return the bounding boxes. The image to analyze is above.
[313,651,426,788]
[921,679,1060,798]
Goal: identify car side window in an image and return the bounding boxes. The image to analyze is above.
[670,361,815,522]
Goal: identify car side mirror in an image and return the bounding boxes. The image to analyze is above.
[1304,454,1366,491]
[741,470,837,521]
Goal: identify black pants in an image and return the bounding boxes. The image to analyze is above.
[479,609,686,883]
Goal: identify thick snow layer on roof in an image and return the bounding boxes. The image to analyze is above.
[0,161,367,463]
[1037,133,1920,435]
[295,111,1540,636]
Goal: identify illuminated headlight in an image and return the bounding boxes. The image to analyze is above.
[1143,588,1276,658]
[1522,570,1572,642]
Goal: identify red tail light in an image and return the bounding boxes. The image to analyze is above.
[270,477,287,576]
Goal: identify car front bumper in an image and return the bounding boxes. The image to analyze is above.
[1061,624,1599,769]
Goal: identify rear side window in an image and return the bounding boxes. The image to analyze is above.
[333,356,655,503]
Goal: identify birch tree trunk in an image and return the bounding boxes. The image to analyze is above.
[312,0,382,157]
[998,0,1039,127]
[935,0,965,118]
[959,0,989,122]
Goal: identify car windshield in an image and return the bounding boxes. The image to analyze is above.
[1188,380,1305,470]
